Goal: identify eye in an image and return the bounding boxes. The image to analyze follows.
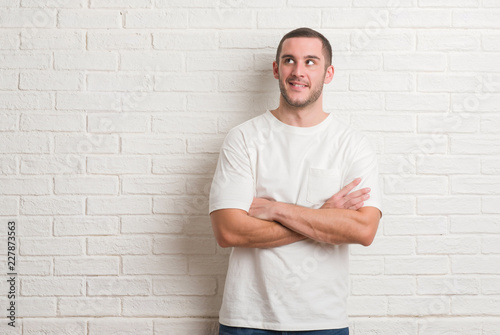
[306,59,315,65]
[284,58,294,64]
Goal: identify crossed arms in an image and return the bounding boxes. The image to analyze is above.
[210,178,381,249]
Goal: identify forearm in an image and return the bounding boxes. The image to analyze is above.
[210,209,307,248]
[271,203,379,246]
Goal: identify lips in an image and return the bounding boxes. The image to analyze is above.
[288,80,308,89]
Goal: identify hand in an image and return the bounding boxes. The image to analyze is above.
[320,178,370,210]
[248,197,276,221]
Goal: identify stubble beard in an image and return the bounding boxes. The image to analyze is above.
[278,76,324,109]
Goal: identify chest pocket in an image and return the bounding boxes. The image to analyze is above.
[306,168,342,206]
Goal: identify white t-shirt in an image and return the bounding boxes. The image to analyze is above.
[209,110,382,331]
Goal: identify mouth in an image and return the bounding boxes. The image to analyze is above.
[288,81,308,89]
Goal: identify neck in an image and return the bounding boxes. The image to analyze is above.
[271,95,328,127]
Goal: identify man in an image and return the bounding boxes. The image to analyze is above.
[209,27,382,335]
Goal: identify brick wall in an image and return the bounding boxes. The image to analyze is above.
[1,1,499,334]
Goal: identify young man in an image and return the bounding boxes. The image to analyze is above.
[209,27,382,335]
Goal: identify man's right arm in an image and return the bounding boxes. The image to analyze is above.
[210,209,306,248]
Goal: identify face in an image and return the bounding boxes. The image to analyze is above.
[273,37,334,109]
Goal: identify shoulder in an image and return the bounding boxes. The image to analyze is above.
[222,112,270,148]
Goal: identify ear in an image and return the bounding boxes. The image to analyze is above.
[324,65,334,84]
[273,61,279,79]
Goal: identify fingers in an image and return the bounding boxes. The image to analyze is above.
[337,178,361,198]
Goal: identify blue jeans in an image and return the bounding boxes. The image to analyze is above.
[219,324,349,335]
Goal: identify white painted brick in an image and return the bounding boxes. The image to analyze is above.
[384,53,446,71]
[482,157,500,175]
[453,9,500,28]
[289,0,349,6]
[187,93,269,113]
[351,237,414,256]
[17,216,51,237]
[418,31,479,51]
[417,276,479,295]
[152,157,216,175]
[21,196,84,215]
[87,277,151,296]
[88,113,149,134]
[0,8,57,27]
[483,197,500,214]
[21,155,85,175]
[418,74,481,92]
[0,196,18,215]
[123,92,185,112]
[54,176,119,195]
[87,236,151,255]
[20,29,83,49]
[17,258,52,276]
[384,176,448,195]
[21,0,86,7]
[389,9,451,27]
[219,31,279,50]
[259,9,321,28]
[386,93,449,111]
[153,276,216,295]
[58,9,122,28]
[388,296,450,316]
[450,53,499,72]
[421,0,478,6]
[54,51,118,70]
[0,30,18,49]
[0,178,52,195]
[54,216,119,236]
[333,53,381,70]
[481,115,500,133]
[417,318,483,335]
[482,236,500,254]
[20,71,83,90]
[56,92,120,111]
[153,236,215,255]
[186,177,212,196]
[54,134,120,154]
[125,9,187,28]
[451,136,500,154]
[484,0,500,6]
[417,155,479,174]
[451,176,500,195]
[89,318,153,335]
[153,31,216,50]
[383,215,448,236]
[353,318,417,335]
[482,277,500,294]
[59,297,121,316]
[152,115,217,134]
[187,52,253,72]
[349,257,384,275]
[0,156,17,175]
[0,135,48,154]
[218,73,276,93]
[322,8,388,28]
[451,256,500,274]
[87,73,153,92]
[0,52,50,69]
[382,195,415,215]
[188,255,229,275]
[87,196,151,215]
[18,297,57,317]
[451,296,500,315]
[323,92,383,111]
[122,176,184,195]
[347,296,388,316]
[154,196,208,215]
[451,215,500,234]
[385,256,449,275]
[350,73,414,91]
[0,70,17,89]
[21,277,84,296]
[90,0,151,8]
[121,215,184,234]
[418,113,478,133]
[155,73,216,92]
[20,113,85,131]
[87,155,150,174]
[122,136,185,154]
[453,93,500,113]
[122,296,219,317]
[122,256,187,275]
[55,257,119,275]
[188,8,253,28]
[351,276,414,295]
[0,113,17,130]
[384,135,448,154]
[120,51,182,71]
[0,92,52,109]
[482,34,500,51]
[418,196,480,215]
[88,31,151,50]
[20,237,84,256]
[154,318,219,335]
[22,319,87,335]
[417,236,480,254]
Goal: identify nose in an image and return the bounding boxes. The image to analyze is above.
[291,62,305,78]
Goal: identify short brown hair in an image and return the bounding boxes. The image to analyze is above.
[275,27,333,69]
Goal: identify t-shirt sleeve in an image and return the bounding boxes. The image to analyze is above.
[209,130,255,214]
[343,135,383,216]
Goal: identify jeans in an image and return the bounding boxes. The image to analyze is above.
[219,324,349,335]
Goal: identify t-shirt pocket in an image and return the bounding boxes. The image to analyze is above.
[306,167,342,206]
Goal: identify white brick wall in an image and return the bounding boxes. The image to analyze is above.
[0,1,499,334]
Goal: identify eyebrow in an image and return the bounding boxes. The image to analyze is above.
[281,54,321,60]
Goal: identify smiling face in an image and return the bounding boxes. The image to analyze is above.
[273,37,334,110]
